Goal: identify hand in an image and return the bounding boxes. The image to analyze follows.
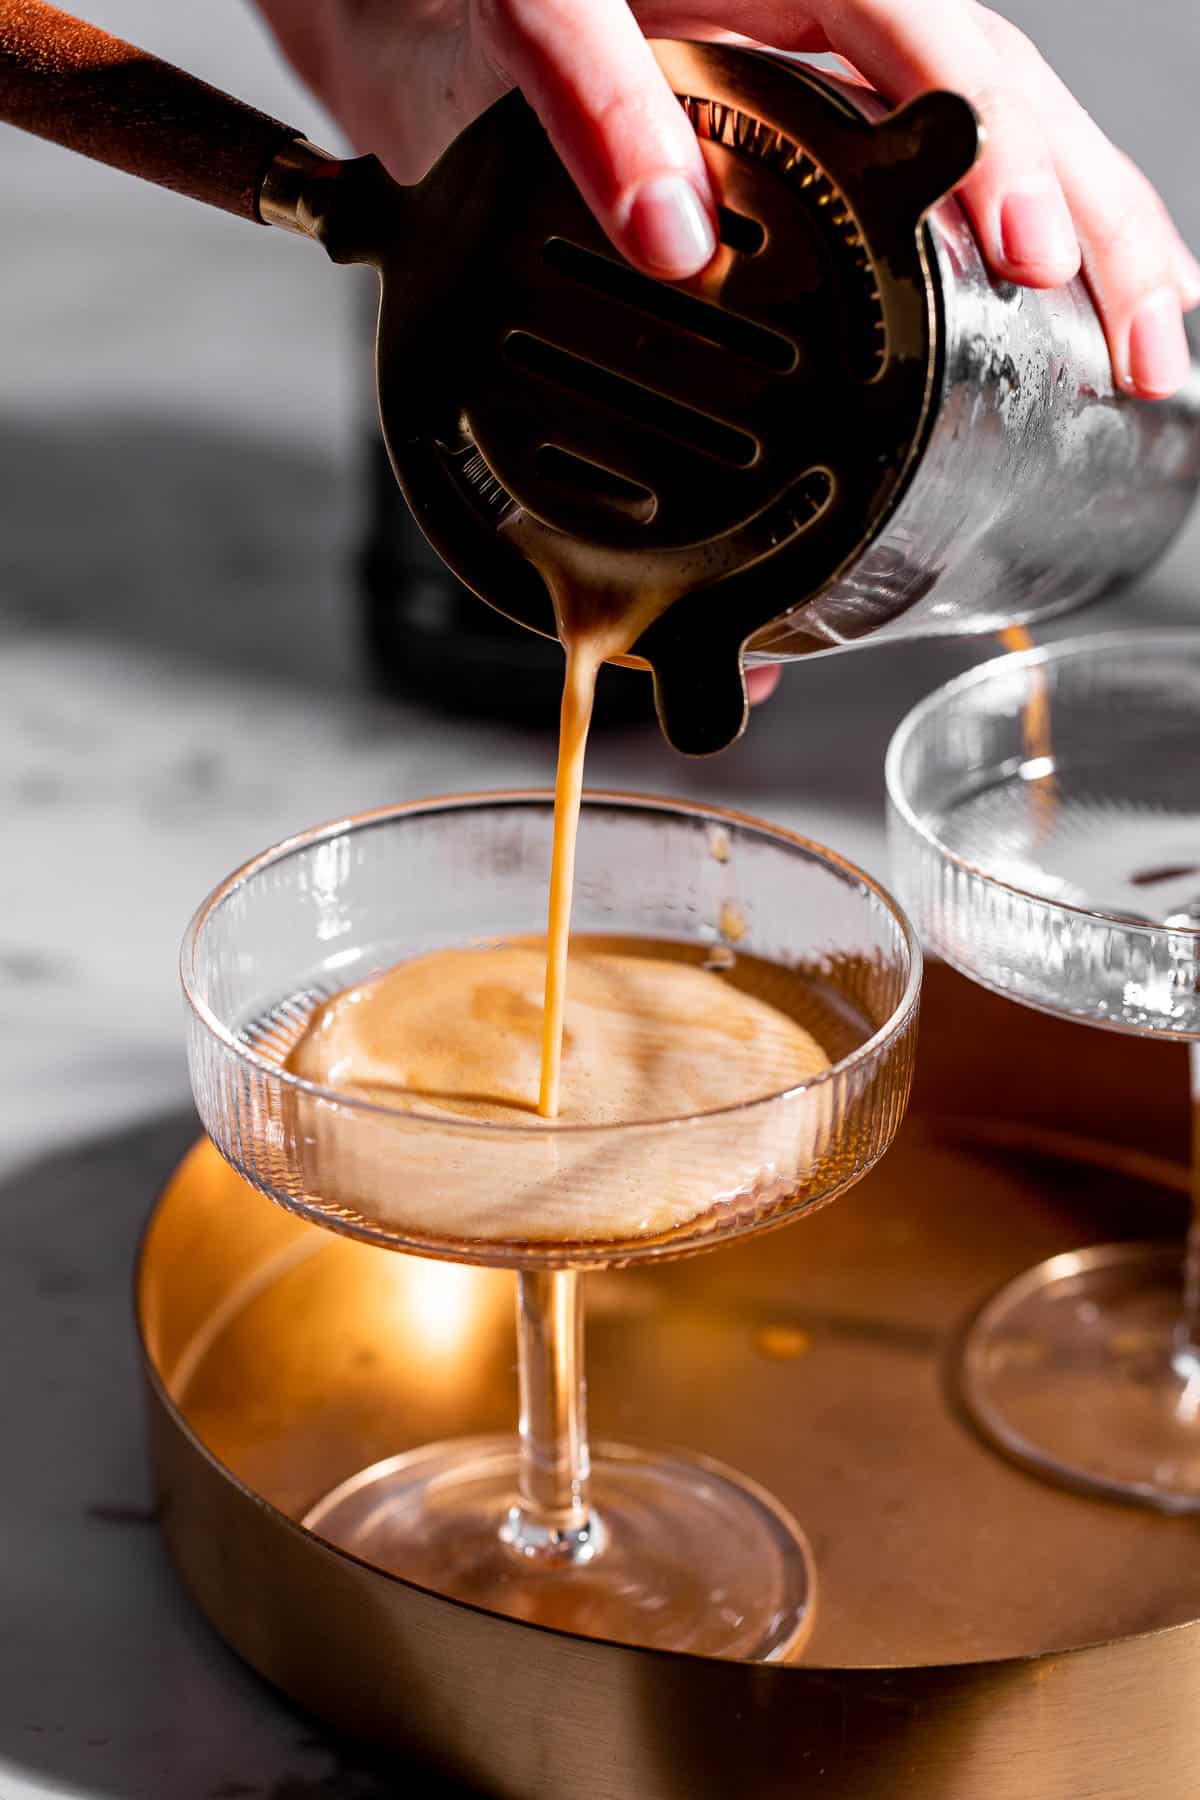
[256,0,1198,403]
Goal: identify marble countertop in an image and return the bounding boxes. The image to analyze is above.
[1,3,1198,1795]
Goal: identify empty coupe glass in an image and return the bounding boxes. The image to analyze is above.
[888,632,1200,1510]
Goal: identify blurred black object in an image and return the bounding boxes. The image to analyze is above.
[360,438,656,729]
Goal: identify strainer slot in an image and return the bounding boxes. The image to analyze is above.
[541,236,795,373]
[534,446,658,523]
[716,205,766,255]
[502,331,760,468]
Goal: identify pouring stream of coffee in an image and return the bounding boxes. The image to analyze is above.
[1000,626,1052,770]
[525,535,680,1117]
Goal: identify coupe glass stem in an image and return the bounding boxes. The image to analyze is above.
[502,1270,602,1565]
[1177,1043,1200,1365]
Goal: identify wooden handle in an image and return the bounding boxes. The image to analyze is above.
[0,0,302,220]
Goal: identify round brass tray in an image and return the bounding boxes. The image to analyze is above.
[138,965,1199,1799]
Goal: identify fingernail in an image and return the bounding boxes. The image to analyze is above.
[999,188,1078,279]
[628,175,716,278]
[1127,287,1191,397]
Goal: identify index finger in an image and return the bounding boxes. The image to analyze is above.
[479,0,718,278]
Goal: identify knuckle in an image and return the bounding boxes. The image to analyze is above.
[592,82,662,137]
[1122,158,1166,223]
[477,0,565,50]
[1086,185,1170,276]
[840,0,958,33]
[973,7,1037,64]
[472,0,510,53]
[961,77,1038,152]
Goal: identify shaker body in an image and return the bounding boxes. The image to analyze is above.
[747,74,1200,662]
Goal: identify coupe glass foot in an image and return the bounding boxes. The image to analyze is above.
[304,1434,815,1660]
[961,1243,1200,1512]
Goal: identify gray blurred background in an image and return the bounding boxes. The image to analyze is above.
[0,4,1197,1795]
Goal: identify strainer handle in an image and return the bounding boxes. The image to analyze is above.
[0,0,307,223]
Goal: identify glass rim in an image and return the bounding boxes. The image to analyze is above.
[884,628,1200,941]
[180,788,922,1139]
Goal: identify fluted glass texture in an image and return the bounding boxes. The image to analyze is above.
[183,794,920,1268]
[887,633,1200,1040]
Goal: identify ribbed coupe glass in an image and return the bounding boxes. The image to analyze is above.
[183,792,920,1659]
[887,633,1200,1511]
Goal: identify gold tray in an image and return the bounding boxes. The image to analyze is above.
[138,965,1198,1799]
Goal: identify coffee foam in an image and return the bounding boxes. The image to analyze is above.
[285,943,832,1243]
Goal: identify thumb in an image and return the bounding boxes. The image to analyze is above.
[480,0,717,277]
